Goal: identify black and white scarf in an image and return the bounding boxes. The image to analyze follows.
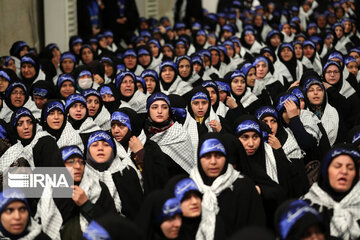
[150,122,195,173]
[302,182,360,240]
[190,165,243,240]
[121,90,148,113]
[93,106,111,131]
[182,108,220,162]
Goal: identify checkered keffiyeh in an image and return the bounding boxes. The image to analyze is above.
[182,107,220,163]
[0,126,50,171]
[321,103,339,146]
[84,157,127,213]
[339,79,356,99]
[215,101,228,118]
[122,90,147,113]
[78,117,101,134]
[264,143,279,183]
[35,186,62,240]
[150,122,195,173]
[57,122,84,151]
[79,169,102,232]
[93,106,111,131]
[238,88,259,109]
[282,128,304,160]
[160,77,193,96]
[303,182,360,240]
[300,110,322,144]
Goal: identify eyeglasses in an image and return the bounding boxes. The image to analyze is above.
[11,91,26,96]
[65,159,85,166]
[325,70,340,75]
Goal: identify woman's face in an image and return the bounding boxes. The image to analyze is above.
[102,94,115,102]
[89,140,113,163]
[4,59,16,73]
[0,77,9,92]
[324,65,341,85]
[138,54,151,67]
[16,116,33,140]
[160,214,181,239]
[73,43,82,55]
[120,75,135,97]
[225,45,234,58]
[175,45,186,57]
[103,62,113,77]
[328,154,356,193]
[255,61,268,79]
[149,100,169,123]
[178,59,191,78]
[149,43,159,57]
[303,46,315,59]
[191,99,209,118]
[69,102,86,120]
[349,52,360,66]
[61,59,75,74]
[282,24,291,36]
[193,63,202,74]
[334,26,343,39]
[254,16,263,27]
[144,76,156,94]
[346,62,359,76]
[86,96,100,117]
[246,68,256,87]
[60,81,75,99]
[231,76,246,96]
[161,66,175,83]
[181,192,201,218]
[136,82,144,93]
[210,50,220,66]
[1,201,29,235]
[218,90,227,102]
[124,56,137,69]
[262,116,278,134]
[294,44,303,59]
[238,131,261,156]
[270,35,281,48]
[207,36,217,46]
[200,152,226,178]
[111,122,129,142]
[307,84,324,106]
[205,87,217,106]
[64,157,85,182]
[46,109,64,130]
[81,48,93,65]
[196,35,206,45]
[162,47,173,59]
[280,47,293,62]
[21,63,36,79]
[343,21,352,33]
[10,87,26,108]
[244,33,255,46]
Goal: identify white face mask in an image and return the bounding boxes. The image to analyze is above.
[78,78,93,89]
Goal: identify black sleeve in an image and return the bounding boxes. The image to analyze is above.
[272,148,292,195]
[288,116,317,152]
[326,86,350,120]
[81,181,118,221]
[33,136,63,167]
[219,116,231,134]
[112,167,144,220]
[225,104,245,124]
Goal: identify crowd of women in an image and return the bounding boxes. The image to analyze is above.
[0,0,359,239]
